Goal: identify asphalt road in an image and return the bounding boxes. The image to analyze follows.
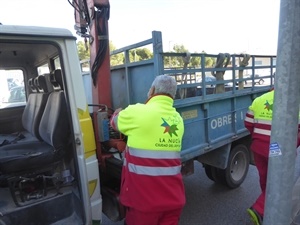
[102,163,261,225]
[179,163,259,225]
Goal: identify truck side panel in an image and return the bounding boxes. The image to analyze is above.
[110,62,155,108]
[108,31,275,164]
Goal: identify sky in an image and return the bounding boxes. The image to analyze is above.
[0,0,280,54]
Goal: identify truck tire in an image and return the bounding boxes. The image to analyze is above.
[204,164,225,183]
[220,144,250,188]
[203,164,214,181]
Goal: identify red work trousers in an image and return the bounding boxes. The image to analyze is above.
[252,151,268,217]
[125,207,183,225]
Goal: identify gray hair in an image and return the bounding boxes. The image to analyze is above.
[151,75,177,99]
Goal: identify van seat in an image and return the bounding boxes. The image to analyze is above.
[0,75,50,146]
[0,70,70,174]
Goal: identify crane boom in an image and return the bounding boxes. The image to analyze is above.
[70,0,112,161]
[70,0,111,89]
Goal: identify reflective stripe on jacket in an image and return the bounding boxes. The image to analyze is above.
[110,95,185,212]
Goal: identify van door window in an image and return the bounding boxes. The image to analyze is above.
[54,57,61,70]
[0,69,26,109]
[37,64,50,75]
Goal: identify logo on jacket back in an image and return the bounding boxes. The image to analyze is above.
[161,117,179,137]
[264,100,273,111]
[155,116,182,148]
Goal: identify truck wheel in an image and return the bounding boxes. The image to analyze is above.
[203,164,214,181]
[220,144,250,188]
[204,164,225,183]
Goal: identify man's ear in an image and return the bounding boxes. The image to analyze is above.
[147,86,155,98]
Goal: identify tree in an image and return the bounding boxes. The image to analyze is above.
[190,54,200,68]
[162,44,216,69]
[110,47,153,65]
[173,44,190,67]
[77,40,90,61]
[201,51,215,68]
[128,48,153,62]
[136,48,153,60]
[110,41,124,66]
[76,40,213,68]
[77,40,125,66]
[164,44,200,68]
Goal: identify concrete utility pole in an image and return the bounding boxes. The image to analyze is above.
[264,0,300,224]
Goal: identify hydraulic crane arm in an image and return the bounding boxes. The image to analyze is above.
[69,0,110,87]
[69,0,112,160]
[69,0,109,37]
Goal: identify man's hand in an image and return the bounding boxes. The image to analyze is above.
[110,108,123,131]
[114,108,123,114]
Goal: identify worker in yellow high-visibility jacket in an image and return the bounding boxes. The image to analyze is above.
[110,75,185,225]
[244,90,274,225]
